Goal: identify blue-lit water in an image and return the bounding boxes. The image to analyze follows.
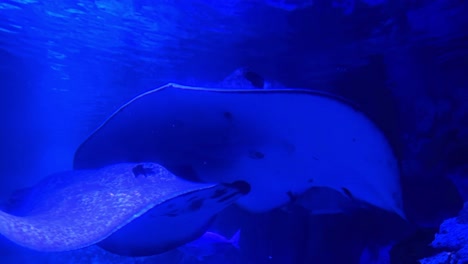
[0,0,467,263]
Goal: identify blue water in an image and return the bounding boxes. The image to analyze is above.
[0,0,467,263]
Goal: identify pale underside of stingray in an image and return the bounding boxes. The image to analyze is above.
[0,163,249,256]
[74,83,405,218]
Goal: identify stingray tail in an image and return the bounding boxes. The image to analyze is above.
[229,229,241,249]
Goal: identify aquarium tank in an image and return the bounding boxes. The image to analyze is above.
[0,0,467,263]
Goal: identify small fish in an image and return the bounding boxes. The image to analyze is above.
[178,230,240,261]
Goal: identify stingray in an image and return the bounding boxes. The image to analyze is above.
[74,83,405,218]
[0,162,250,256]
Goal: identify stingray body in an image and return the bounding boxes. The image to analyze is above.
[0,163,249,256]
[74,83,404,217]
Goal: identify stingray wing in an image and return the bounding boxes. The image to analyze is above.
[73,83,404,217]
[0,163,248,254]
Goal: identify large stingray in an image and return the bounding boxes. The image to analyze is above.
[0,162,250,256]
[74,83,405,218]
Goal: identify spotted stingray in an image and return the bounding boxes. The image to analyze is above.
[0,163,250,256]
[74,83,405,218]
